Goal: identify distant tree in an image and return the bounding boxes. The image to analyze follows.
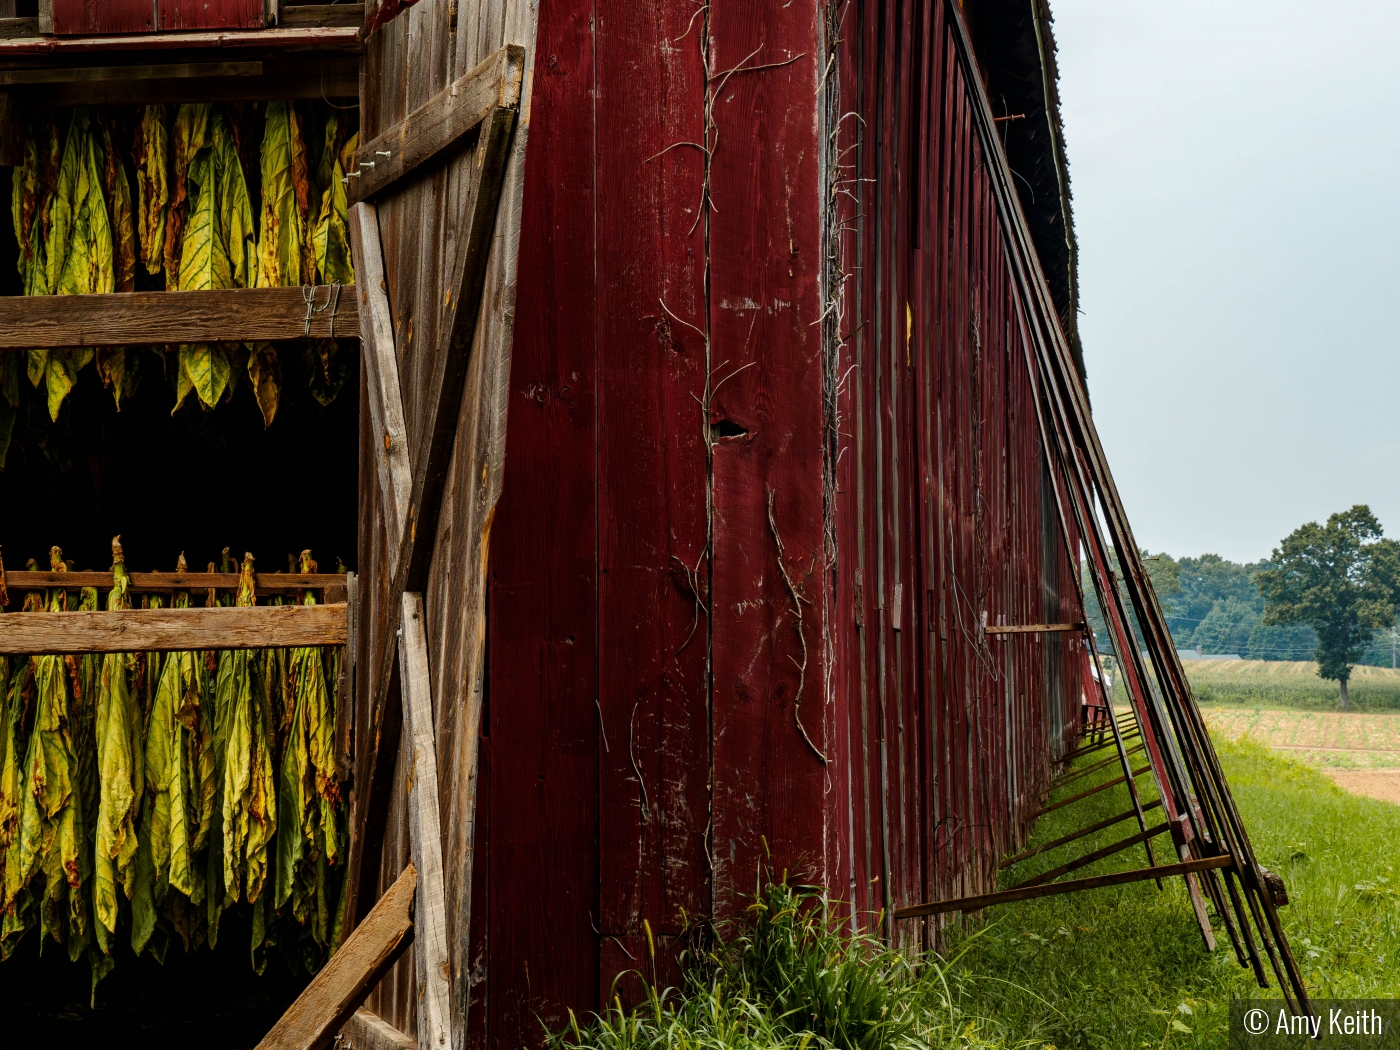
[1244,620,1317,662]
[1256,505,1400,709]
[1082,550,1181,653]
[1193,596,1258,656]
[1169,553,1266,644]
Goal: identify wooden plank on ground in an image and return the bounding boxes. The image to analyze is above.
[0,25,360,53]
[892,855,1234,919]
[348,202,412,575]
[338,1009,415,1050]
[397,592,454,1050]
[348,44,524,204]
[0,603,347,654]
[0,286,357,349]
[3,570,345,594]
[256,863,417,1050]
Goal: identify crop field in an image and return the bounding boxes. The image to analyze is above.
[1201,708,1400,768]
[1182,658,1400,711]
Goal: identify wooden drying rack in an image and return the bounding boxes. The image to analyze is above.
[0,569,352,653]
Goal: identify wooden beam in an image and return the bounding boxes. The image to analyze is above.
[1020,823,1172,887]
[0,603,347,654]
[0,25,360,53]
[3,570,346,595]
[0,286,357,350]
[256,863,416,1050]
[892,856,1234,919]
[985,622,1085,635]
[348,202,412,576]
[394,98,518,593]
[0,16,38,38]
[19,57,358,107]
[0,60,262,84]
[279,4,364,29]
[338,1010,415,1050]
[347,44,524,205]
[397,593,454,1050]
[1035,764,1152,818]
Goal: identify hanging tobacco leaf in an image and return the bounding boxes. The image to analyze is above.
[134,105,169,277]
[11,127,44,294]
[311,126,355,286]
[94,539,140,938]
[246,342,282,428]
[95,346,142,410]
[221,554,276,909]
[100,122,135,295]
[164,103,211,285]
[256,102,310,289]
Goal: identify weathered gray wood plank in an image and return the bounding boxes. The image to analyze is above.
[396,592,454,1050]
[348,202,412,578]
[347,44,523,205]
[339,1009,416,1050]
[255,863,417,1050]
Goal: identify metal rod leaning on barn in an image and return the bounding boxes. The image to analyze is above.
[1000,799,1164,868]
[898,0,1312,1013]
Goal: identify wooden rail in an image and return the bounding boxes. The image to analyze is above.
[3,571,346,595]
[0,603,347,653]
[892,856,1234,919]
[0,286,357,349]
[0,25,361,53]
[984,622,1086,635]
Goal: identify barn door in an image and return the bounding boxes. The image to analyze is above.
[332,1,534,1048]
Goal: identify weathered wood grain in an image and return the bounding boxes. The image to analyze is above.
[0,25,359,52]
[0,603,347,654]
[159,0,263,32]
[338,1009,416,1050]
[396,592,453,1050]
[51,0,153,35]
[256,863,417,1050]
[0,287,357,349]
[0,16,39,38]
[984,623,1084,635]
[280,3,364,28]
[392,102,515,594]
[2,570,345,594]
[348,202,411,577]
[347,44,522,205]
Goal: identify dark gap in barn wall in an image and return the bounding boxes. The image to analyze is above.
[0,179,358,575]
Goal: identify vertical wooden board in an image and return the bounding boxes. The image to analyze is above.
[707,0,827,919]
[52,0,154,34]
[485,0,599,1040]
[593,0,709,942]
[158,0,260,30]
[365,735,418,1040]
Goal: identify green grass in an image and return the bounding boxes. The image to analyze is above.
[940,735,1400,1048]
[1177,659,1400,712]
[558,736,1400,1050]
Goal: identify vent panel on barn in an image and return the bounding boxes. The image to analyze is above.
[0,8,367,1045]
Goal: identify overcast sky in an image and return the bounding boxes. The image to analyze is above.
[1052,2,1400,564]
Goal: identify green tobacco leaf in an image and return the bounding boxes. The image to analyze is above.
[164,104,211,284]
[246,343,281,428]
[178,145,232,294]
[215,112,256,289]
[175,345,232,413]
[256,102,308,289]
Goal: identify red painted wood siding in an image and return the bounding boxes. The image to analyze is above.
[483,0,1084,1042]
[159,0,262,30]
[52,0,155,35]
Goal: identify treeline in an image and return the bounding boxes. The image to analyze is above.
[1082,552,1397,666]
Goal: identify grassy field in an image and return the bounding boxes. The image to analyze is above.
[562,736,1400,1050]
[1201,708,1400,768]
[1181,659,1400,711]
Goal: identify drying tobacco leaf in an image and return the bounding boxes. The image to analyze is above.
[95,347,142,410]
[11,126,44,294]
[221,554,277,911]
[134,105,169,277]
[164,103,211,285]
[94,539,141,937]
[311,126,355,286]
[99,121,135,295]
[246,342,282,428]
[256,102,310,289]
